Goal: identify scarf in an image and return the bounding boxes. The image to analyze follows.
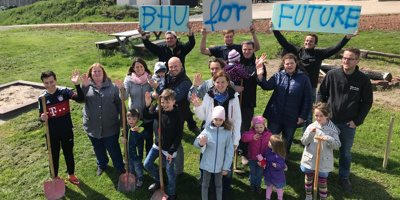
[214,89,229,106]
[131,72,149,85]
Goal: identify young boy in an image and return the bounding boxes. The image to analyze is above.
[120,109,149,188]
[143,89,183,200]
[152,61,167,89]
[38,70,84,185]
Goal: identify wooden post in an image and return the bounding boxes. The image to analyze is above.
[97,44,100,64]
[383,116,395,169]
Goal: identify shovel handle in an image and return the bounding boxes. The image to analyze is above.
[120,88,129,170]
[313,139,322,198]
[314,136,324,140]
[42,96,56,179]
[158,97,164,188]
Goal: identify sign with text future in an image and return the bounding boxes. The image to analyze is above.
[203,0,252,32]
[271,3,361,34]
[139,6,189,32]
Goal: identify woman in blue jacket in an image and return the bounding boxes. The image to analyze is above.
[256,53,312,154]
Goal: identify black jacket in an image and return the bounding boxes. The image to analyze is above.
[317,66,373,126]
[143,105,183,155]
[142,34,195,70]
[273,30,350,88]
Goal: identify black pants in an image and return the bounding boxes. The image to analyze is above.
[238,107,254,157]
[47,129,75,177]
[182,109,198,130]
[143,121,154,156]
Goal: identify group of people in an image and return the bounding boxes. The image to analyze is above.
[38,21,373,200]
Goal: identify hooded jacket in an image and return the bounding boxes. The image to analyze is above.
[194,123,234,173]
[241,128,272,161]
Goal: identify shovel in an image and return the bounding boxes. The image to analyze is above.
[117,88,136,192]
[42,96,65,200]
[151,97,168,200]
[234,79,246,174]
[313,136,323,200]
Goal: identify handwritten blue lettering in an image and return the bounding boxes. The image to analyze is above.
[307,5,322,28]
[142,6,156,30]
[331,5,345,28]
[345,7,361,29]
[320,7,333,27]
[279,4,294,28]
[219,4,232,22]
[174,6,187,26]
[204,0,247,31]
[294,5,307,26]
[157,6,171,30]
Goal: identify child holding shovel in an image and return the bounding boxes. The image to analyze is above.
[38,70,84,185]
[120,109,149,188]
[300,102,341,200]
[142,89,183,200]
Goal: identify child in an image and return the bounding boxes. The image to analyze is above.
[152,61,167,89]
[38,70,84,185]
[241,116,272,194]
[263,135,287,200]
[142,89,183,200]
[300,102,341,200]
[224,49,251,82]
[193,106,234,200]
[120,109,149,188]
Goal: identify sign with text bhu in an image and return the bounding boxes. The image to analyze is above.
[139,6,189,32]
[271,4,361,34]
[203,0,252,32]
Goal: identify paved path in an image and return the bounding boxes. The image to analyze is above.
[1,0,400,31]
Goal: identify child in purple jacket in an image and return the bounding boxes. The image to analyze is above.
[262,135,287,200]
[224,49,251,82]
[241,116,272,194]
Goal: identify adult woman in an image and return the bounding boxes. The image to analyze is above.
[256,53,312,155]
[191,70,241,199]
[81,63,125,176]
[123,57,154,155]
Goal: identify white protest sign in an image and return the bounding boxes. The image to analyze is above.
[139,6,189,32]
[271,3,361,34]
[203,0,252,32]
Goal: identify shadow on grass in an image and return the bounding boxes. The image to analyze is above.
[65,181,108,199]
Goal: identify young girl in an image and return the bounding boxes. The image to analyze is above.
[241,116,272,194]
[263,135,287,200]
[300,102,341,200]
[194,106,234,200]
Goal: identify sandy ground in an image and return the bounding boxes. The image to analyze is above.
[0,86,45,110]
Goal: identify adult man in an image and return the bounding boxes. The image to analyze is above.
[138,22,195,69]
[237,40,267,165]
[317,47,373,191]
[200,24,260,61]
[269,21,358,131]
[149,57,199,178]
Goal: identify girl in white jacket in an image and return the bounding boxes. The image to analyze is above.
[300,102,341,200]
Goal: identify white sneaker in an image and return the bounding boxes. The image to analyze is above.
[136,180,143,188]
[284,164,288,171]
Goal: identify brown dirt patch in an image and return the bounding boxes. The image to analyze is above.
[0,86,45,110]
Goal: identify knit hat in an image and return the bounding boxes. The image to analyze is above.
[252,116,265,127]
[154,62,167,73]
[212,106,226,120]
[228,49,240,63]
[165,31,177,37]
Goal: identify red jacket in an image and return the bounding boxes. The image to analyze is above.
[241,128,272,161]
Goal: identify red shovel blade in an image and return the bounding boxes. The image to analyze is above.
[44,179,65,200]
[117,171,136,192]
[151,188,168,200]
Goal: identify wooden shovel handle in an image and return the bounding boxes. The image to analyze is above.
[314,136,324,140]
[42,96,56,179]
[158,97,164,188]
[313,139,322,198]
[121,89,128,169]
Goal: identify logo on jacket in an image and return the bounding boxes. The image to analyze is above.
[176,50,181,55]
[350,86,359,91]
[57,95,64,101]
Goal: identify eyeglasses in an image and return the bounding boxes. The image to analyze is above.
[342,57,358,61]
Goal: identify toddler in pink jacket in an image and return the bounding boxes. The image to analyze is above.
[241,116,272,194]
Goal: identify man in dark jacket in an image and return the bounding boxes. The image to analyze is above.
[138,22,195,70]
[269,21,358,132]
[317,47,373,191]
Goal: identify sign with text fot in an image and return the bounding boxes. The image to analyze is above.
[271,3,361,34]
[139,5,189,32]
[203,0,252,32]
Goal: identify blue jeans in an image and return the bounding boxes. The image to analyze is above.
[249,159,264,186]
[144,147,176,196]
[267,122,298,155]
[337,123,356,179]
[129,159,144,181]
[88,133,124,171]
[303,87,316,134]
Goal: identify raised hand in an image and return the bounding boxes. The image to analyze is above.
[268,21,273,29]
[256,53,267,68]
[201,27,208,36]
[138,25,145,35]
[193,73,204,87]
[148,78,159,89]
[253,133,261,141]
[199,135,207,146]
[114,78,124,89]
[69,69,80,85]
[145,92,151,107]
[81,73,90,87]
[249,23,256,34]
[346,30,359,39]
[190,94,201,107]
[256,58,265,80]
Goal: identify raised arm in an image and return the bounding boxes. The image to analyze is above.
[269,21,298,54]
[200,27,212,56]
[250,24,260,52]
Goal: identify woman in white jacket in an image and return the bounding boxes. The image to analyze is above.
[191,70,241,198]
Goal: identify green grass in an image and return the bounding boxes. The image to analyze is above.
[1,28,400,199]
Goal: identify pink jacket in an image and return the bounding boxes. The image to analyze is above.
[241,128,272,161]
